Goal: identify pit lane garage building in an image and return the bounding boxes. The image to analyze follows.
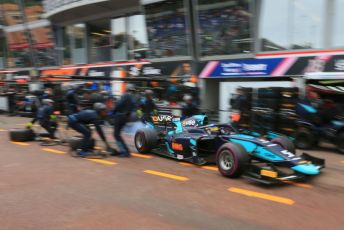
[0,0,344,121]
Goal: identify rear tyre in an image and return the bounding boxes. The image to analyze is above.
[295,127,315,150]
[336,132,344,154]
[271,136,295,154]
[9,128,35,142]
[135,128,158,153]
[216,143,249,178]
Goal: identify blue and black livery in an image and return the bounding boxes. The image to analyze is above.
[134,114,325,184]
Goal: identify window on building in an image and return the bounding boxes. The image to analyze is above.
[0,0,24,26]
[67,23,87,64]
[0,37,6,69]
[30,26,57,67]
[111,17,127,61]
[62,28,71,65]
[332,0,344,47]
[6,30,32,68]
[88,19,111,63]
[260,0,325,51]
[24,0,44,22]
[144,0,189,58]
[196,0,252,56]
[128,15,148,60]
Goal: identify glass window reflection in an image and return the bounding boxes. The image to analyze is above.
[111,17,127,61]
[0,0,24,26]
[144,0,189,58]
[88,19,111,63]
[197,0,252,56]
[128,15,148,60]
[67,24,87,64]
[260,0,325,51]
[333,0,344,47]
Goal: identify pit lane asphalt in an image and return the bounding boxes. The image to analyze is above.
[1,115,344,230]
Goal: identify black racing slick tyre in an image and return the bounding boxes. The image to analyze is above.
[295,127,315,150]
[68,136,95,151]
[216,143,249,178]
[271,136,296,154]
[9,128,35,142]
[135,128,158,153]
[336,132,344,154]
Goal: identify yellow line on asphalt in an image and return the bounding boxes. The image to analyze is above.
[341,161,344,164]
[16,124,40,127]
[283,181,313,189]
[179,162,218,171]
[144,170,189,181]
[42,148,66,155]
[201,165,218,171]
[10,141,30,146]
[87,159,117,165]
[0,128,6,131]
[228,187,295,205]
[131,153,153,159]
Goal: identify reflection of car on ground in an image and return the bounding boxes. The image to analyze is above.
[134,115,325,184]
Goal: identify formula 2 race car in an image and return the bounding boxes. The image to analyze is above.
[134,115,325,184]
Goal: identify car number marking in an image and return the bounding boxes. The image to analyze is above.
[182,119,196,126]
[281,150,301,161]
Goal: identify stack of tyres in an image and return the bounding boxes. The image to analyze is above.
[251,87,281,132]
[276,87,299,135]
[255,87,281,111]
[277,109,298,135]
[238,112,251,129]
[251,109,277,133]
[279,87,299,110]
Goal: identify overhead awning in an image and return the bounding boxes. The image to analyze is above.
[44,0,140,25]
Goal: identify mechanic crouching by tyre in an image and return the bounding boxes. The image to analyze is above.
[27,99,58,140]
[112,84,136,157]
[67,103,111,157]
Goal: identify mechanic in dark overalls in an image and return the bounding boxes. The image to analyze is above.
[112,84,136,157]
[29,99,58,139]
[139,89,157,122]
[65,85,79,115]
[68,103,110,157]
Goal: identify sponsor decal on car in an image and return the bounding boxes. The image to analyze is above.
[151,115,173,123]
[172,142,183,151]
[182,119,196,126]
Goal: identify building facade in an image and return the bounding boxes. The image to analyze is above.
[1,0,344,119]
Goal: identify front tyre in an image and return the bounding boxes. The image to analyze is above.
[216,143,249,178]
[135,128,158,153]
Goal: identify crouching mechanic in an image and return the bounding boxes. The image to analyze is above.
[67,103,111,157]
[27,99,58,140]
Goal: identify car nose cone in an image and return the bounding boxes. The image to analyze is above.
[292,164,320,175]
